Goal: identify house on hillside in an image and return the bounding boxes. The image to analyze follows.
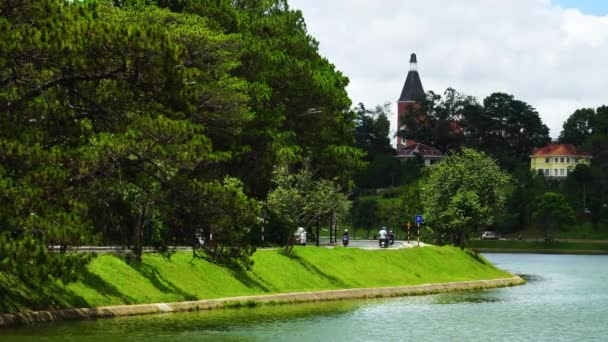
[395,53,444,166]
[396,139,443,166]
[530,144,591,179]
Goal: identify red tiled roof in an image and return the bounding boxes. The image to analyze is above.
[396,140,443,158]
[531,144,591,157]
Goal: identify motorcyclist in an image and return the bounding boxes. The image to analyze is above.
[378,226,388,247]
[294,227,307,246]
[388,230,395,246]
[342,229,349,247]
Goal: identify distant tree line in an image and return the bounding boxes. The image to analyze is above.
[350,87,608,245]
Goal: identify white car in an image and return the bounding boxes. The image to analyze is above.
[481,231,498,240]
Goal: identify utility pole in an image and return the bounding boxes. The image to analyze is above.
[329,214,333,244]
[316,217,320,247]
[261,208,267,245]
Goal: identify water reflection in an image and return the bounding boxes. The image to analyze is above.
[518,273,544,283]
[431,291,503,304]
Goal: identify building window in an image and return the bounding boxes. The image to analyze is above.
[560,169,565,176]
[560,157,564,163]
[567,157,570,163]
[545,158,550,163]
[554,158,558,163]
[554,169,558,176]
[545,169,550,176]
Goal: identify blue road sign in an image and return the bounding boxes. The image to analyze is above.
[415,215,424,224]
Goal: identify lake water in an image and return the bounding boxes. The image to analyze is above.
[2,254,608,341]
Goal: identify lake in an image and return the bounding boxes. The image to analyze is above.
[2,254,608,341]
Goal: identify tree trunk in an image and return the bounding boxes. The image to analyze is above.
[459,229,466,250]
[132,205,147,262]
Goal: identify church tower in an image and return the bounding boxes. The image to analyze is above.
[396,53,425,147]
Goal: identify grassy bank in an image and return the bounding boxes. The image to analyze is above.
[469,240,608,253]
[0,246,512,314]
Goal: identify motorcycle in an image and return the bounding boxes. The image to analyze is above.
[342,236,349,247]
[379,238,389,248]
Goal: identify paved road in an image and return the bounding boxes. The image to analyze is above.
[319,239,427,249]
[56,240,428,253]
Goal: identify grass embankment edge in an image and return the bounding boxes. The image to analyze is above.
[0,275,524,327]
[0,246,521,326]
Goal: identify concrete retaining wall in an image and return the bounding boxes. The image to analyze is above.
[0,276,524,328]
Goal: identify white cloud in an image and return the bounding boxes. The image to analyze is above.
[290,0,608,139]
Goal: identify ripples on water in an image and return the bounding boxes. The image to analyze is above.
[2,254,608,342]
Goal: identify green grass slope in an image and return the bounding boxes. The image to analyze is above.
[0,246,513,314]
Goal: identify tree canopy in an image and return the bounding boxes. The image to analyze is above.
[559,108,596,146]
[420,148,511,247]
[400,89,550,170]
[0,0,360,292]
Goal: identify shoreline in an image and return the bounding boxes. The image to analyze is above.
[0,276,524,328]
[474,248,608,255]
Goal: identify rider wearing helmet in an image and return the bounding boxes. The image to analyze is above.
[378,226,388,247]
[342,229,349,247]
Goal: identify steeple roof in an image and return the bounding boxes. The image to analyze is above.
[398,53,425,102]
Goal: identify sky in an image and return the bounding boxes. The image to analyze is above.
[288,0,608,140]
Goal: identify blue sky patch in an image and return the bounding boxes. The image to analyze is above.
[553,0,608,15]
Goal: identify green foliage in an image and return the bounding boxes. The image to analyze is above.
[475,93,550,169]
[496,163,547,234]
[159,0,362,196]
[532,192,575,239]
[557,106,608,227]
[355,155,404,188]
[266,161,350,245]
[559,108,596,146]
[354,103,394,160]
[353,102,420,189]
[350,197,380,238]
[420,148,511,246]
[401,89,550,170]
[2,0,359,281]
[400,88,475,152]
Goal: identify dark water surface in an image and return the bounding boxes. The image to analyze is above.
[2,254,608,341]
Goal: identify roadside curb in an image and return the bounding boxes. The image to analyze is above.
[0,276,525,328]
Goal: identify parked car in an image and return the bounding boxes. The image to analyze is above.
[481,231,498,240]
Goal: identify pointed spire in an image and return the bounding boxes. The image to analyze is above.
[409,53,417,71]
[398,52,425,102]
